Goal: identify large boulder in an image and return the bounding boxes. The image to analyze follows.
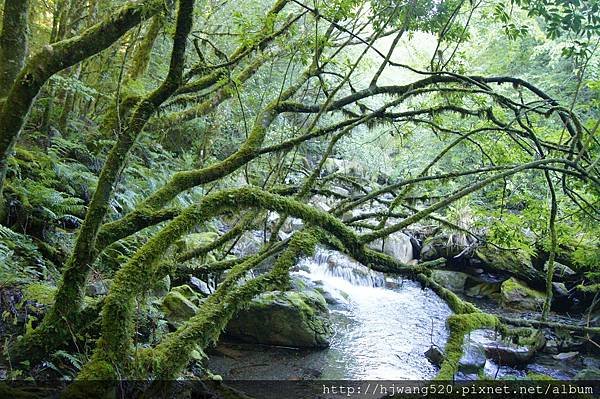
[544,261,576,279]
[500,278,546,311]
[368,232,414,263]
[226,290,333,348]
[431,270,470,293]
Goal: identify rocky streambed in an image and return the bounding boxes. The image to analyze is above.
[205,246,600,381]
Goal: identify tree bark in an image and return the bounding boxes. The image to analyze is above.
[0,0,30,98]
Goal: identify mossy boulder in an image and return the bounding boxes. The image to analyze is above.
[464,282,501,300]
[225,289,333,348]
[161,289,200,326]
[475,247,545,288]
[500,278,546,311]
[172,284,204,304]
[431,270,470,293]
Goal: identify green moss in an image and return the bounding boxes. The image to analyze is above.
[436,313,499,380]
[171,284,198,300]
[526,372,555,380]
[23,283,56,306]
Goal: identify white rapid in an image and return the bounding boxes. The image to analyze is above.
[294,247,452,379]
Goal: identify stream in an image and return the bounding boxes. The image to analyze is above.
[209,245,599,381]
[209,247,452,380]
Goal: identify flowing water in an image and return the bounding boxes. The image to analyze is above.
[296,248,452,379]
[209,247,452,380]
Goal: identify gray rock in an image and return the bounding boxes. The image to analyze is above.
[190,276,211,296]
[369,235,414,264]
[484,343,535,366]
[553,351,579,361]
[459,340,486,373]
[86,280,110,297]
[552,282,569,297]
[544,261,576,278]
[425,345,445,366]
[431,270,470,293]
[330,186,350,197]
[226,290,333,348]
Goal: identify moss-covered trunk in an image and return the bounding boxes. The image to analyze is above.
[0,0,30,98]
[0,0,166,208]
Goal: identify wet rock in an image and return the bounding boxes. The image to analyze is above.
[315,286,342,305]
[483,331,545,366]
[459,340,487,374]
[500,277,546,311]
[484,343,535,366]
[190,276,212,296]
[454,372,479,381]
[553,351,579,361]
[226,290,333,348]
[431,270,469,292]
[425,345,445,366]
[544,261,576,278]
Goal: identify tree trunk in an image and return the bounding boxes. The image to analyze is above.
[0,0,166,216]
[0,0,30,98]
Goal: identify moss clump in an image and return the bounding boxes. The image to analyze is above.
[501,277,546,310]
[436,313,499,380]
[161,290,199,326]
[23,283,56,306]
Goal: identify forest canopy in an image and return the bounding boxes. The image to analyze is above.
[0,0,599,395]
